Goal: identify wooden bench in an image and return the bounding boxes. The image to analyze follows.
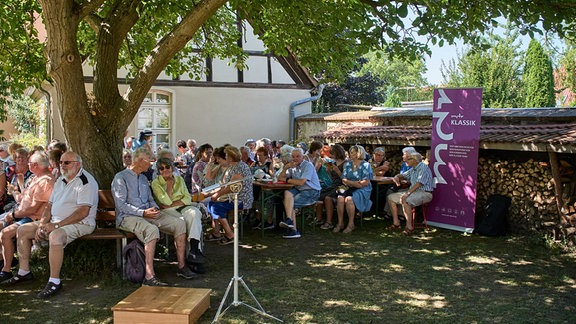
[79,190,133,269]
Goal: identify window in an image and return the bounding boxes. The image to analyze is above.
[137,91,172,152]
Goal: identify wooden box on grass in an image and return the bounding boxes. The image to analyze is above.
[112,286,211,324]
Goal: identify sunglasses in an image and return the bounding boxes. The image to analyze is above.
[158,165,172,171]
[61,161,79,165]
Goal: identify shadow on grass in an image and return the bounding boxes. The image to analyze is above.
[1,218,575,323]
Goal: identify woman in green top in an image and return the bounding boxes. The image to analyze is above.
[151,157,206,270]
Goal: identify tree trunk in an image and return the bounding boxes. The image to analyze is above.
[41,0,124,189]
[38,0,227,188]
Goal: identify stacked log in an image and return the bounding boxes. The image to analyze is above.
[386,152,576,245]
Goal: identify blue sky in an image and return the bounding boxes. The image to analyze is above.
[424,43,461,85]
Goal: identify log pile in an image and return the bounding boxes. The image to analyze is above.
[476,156,576,245]
[387,152,576,245]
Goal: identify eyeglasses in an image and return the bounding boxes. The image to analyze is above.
[61,161,79,165]
[158,165,172,171]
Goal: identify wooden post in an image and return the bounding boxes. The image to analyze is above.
[548,151,568,225]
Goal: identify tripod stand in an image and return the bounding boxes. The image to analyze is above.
[212,181,282,323]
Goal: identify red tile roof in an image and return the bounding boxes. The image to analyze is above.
[311,123,576,153]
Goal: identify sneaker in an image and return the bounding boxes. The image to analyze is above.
[218,236,234,245]
[263,222,275,230]
[186,252,206,265]
[2,272,33,285]
[37,281,62,299]
[320,222,334,230]
[177,266,198,280]
[279,218,295,229]
[142,276,168,287]
[190,263,207,274]
[283,230,301,239]
[0,271,13,282]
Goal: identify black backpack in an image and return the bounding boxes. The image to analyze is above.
[476,194,511,236]
[123,239,145,283]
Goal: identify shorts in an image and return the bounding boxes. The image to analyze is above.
[207,201,244,220]
[388,191,433,207]
[119,214,187,244]
[287,188,320,209]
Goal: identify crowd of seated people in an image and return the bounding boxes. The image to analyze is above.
[0,134,437,294]
[122,136,435,240]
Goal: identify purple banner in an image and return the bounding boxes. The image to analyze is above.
[427,88,482,233]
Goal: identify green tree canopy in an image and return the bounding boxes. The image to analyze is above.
[2,0,576,185]
[441,29,524,108]
[522,39,556,107]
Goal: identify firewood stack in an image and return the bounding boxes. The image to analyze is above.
[386,152,576,245]
[476,156,575,245]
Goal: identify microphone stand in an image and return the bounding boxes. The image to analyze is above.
[212,180,282,323]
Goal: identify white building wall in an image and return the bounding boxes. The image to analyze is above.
[155,86,311,149]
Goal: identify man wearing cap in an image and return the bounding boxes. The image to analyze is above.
[132,130,155,157]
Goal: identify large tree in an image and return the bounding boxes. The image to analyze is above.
[522,39,556,107]
[441,29,524,108]
[2,0,576,186]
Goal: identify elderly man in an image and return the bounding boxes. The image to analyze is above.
[277,148,321,239]
[387,152,433,235]
[112,147,195,286]
[3,151,98,298]
[0,152,54,281]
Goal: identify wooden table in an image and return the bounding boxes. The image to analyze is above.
[371,176,395,216]
[253,180,295,235]
[112,286,211,324]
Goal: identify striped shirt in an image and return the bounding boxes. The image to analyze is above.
[401,162,434,192]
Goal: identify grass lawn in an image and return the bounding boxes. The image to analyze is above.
[1,217,575,323]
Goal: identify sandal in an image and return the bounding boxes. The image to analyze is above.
[218,236,234,245]
[205,233,222,242]
[387,224,401,230]
[343,225,355,234]
[402,227,415,236]
[332,225,343,233]
[320,222,334,230]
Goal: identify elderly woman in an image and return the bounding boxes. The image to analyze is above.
[151,157,206,269]
[121,149,132,168]
[316,144,347,230]
[206,146,253,245]
[334,145,373,233]
[1,148,32,212]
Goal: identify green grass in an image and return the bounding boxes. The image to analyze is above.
[1,218,575,323]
